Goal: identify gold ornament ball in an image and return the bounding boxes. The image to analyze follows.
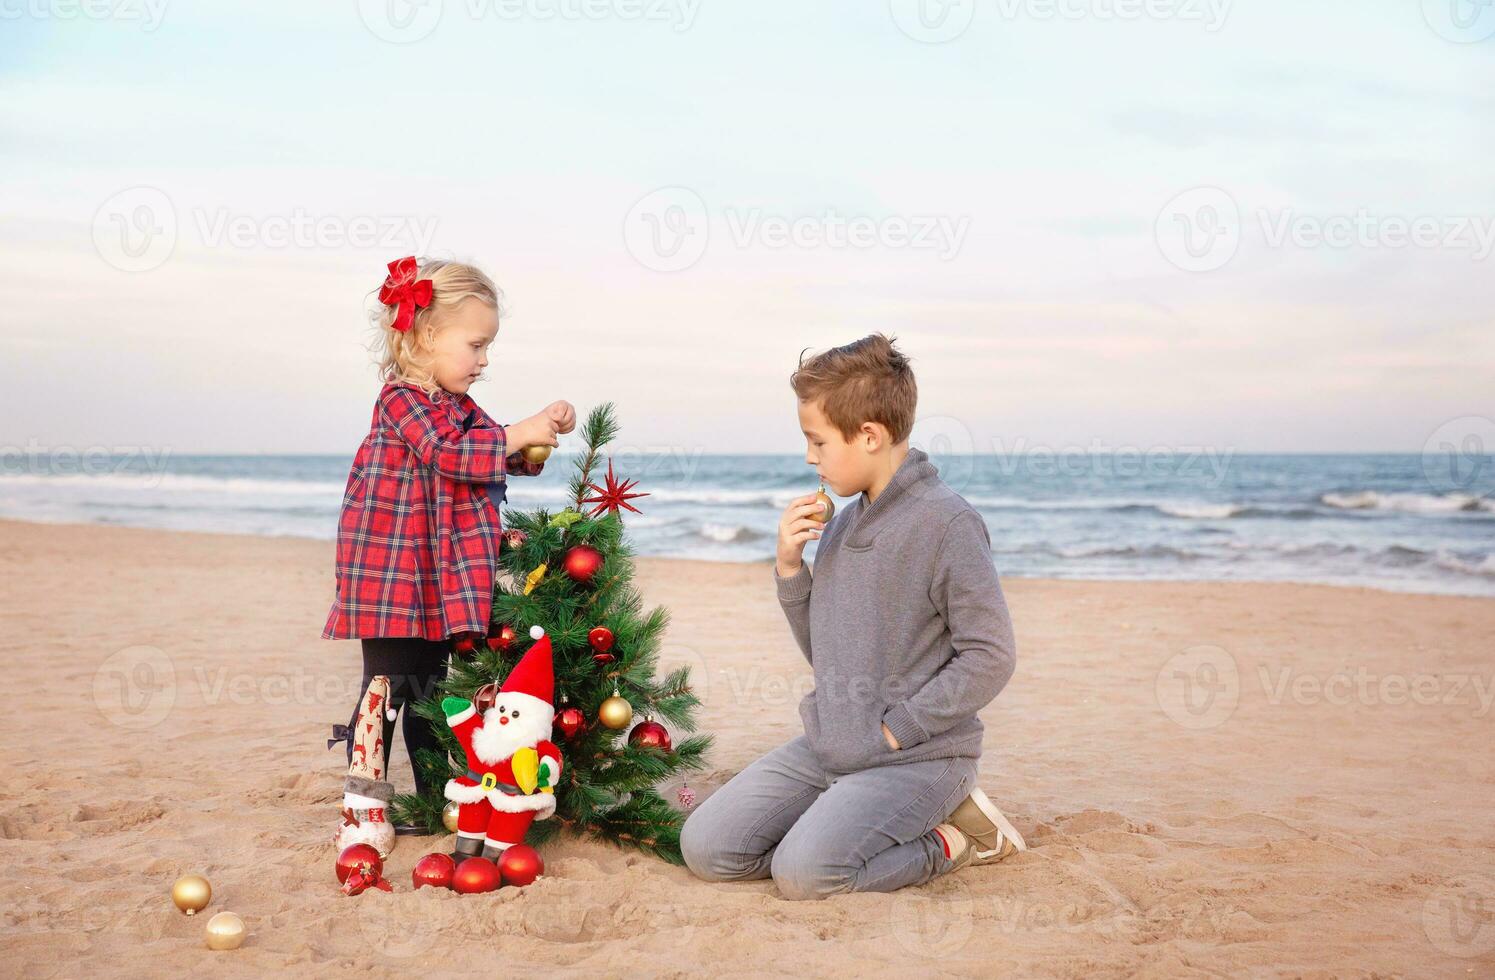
[171,874,212,916]
[521,444,552,465]
[809,487,834,524]
[442,800,462,834]
[598,695,633,730]
[204,911,246,951]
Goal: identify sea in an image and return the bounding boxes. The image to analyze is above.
[2,451,1492,596]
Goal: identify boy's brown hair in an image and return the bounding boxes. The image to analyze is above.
[790,333,918,443]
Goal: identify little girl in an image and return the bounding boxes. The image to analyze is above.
[324,256,574,846]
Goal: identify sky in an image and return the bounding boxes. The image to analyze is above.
[2,0,1492,457]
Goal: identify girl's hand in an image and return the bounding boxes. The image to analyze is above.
[882,723,901,750]
[504,413,560,452]
[545,400,577,435]
[775,493,825,578]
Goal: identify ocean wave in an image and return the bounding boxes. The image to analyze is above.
[697,523,767,543]
[0,471,347,495]
[1320,490,1493,515]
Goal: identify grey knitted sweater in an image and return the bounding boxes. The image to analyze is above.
[774,448,1016,773]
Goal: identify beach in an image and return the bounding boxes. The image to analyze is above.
[2,517,1493,977]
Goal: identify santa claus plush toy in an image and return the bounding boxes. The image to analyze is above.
[444,625,564,862]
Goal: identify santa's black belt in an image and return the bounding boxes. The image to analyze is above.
[465,770,521,794]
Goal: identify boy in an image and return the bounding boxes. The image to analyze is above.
[680,334,1025,900]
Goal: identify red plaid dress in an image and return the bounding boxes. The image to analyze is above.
[322,382,544,641]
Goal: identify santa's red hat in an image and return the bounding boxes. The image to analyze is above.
[499,625,554,708]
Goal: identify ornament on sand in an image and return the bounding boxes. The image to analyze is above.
[171,874,211,915]
[412,852,457,890]
[336,843,392,895]
[499,844,544,887]
[580,458,649,518]
[204,911,246,951]
[442,800,462,834]
[453,856,501,894]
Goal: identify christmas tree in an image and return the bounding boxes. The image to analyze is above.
[391,404,712,863]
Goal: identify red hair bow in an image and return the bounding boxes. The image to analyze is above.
[378,256,433,333]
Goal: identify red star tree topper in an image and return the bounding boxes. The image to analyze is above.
[580,458,649,518]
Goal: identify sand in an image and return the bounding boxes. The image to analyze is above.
[1,518,1492,978]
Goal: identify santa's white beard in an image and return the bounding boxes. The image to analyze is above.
[470,701,552,764]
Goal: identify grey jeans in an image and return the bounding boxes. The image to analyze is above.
[680,735,976,900]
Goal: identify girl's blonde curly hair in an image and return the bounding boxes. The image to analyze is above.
[372,258,504,397]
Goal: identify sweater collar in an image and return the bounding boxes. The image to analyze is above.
[844,447,938,549]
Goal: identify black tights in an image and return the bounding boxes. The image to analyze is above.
[346,637,450,798]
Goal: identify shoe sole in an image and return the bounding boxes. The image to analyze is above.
[967,786,1027,859]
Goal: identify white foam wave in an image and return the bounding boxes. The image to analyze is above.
[1320,491,1492,515]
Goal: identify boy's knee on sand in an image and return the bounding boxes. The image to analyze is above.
[769,841,849,901]
[680,808,756,882]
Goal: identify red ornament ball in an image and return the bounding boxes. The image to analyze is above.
[499,844,544,887]
[453,635,477,659]
[453,856,502,894]
[411,852,456,890]
[335,843,383,885]
[562,545,604,583]
[587,626,614,653]
[628,719,672,751]
[486,624,516,652]
[554,706,586,739]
